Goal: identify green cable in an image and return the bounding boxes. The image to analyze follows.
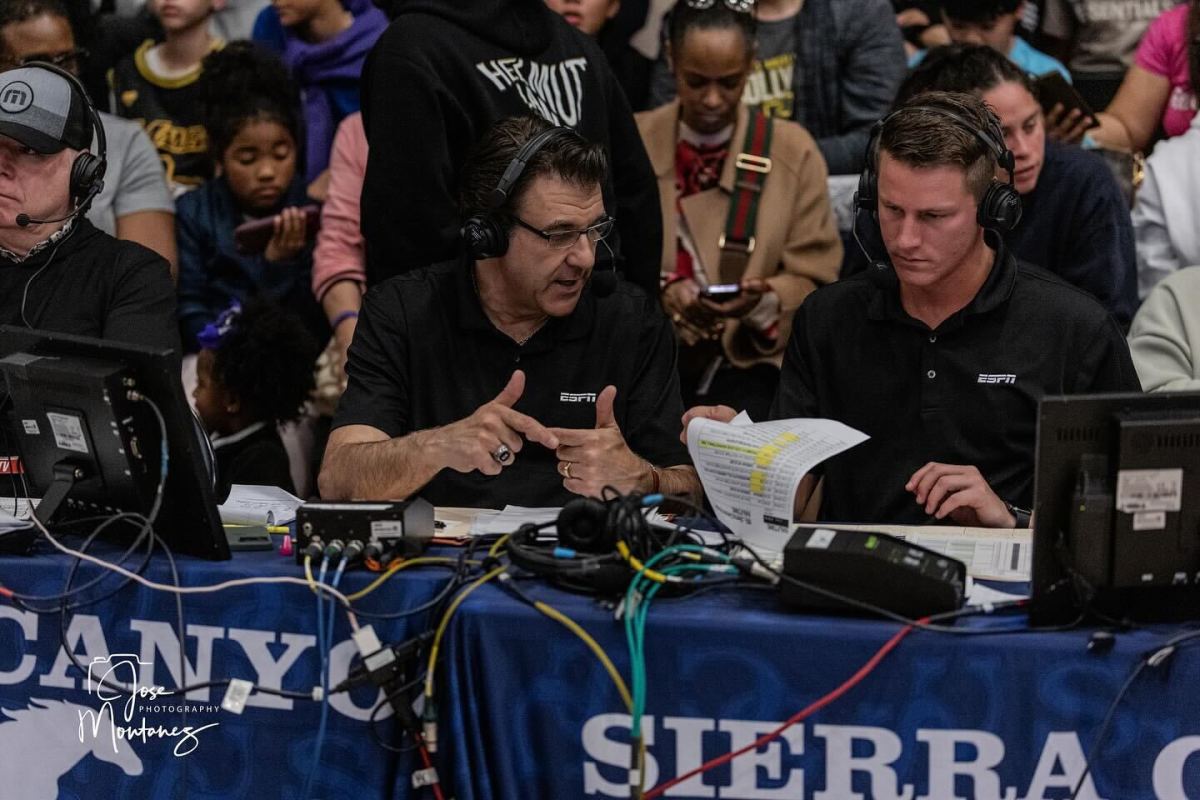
[624,543,736,739]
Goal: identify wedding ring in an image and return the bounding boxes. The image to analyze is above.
[491,444,512,465]
[672,312,682,323]
[561,461,574,480]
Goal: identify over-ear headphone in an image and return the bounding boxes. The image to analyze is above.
[504,494,653,594]
[460,126,578,260]
[14,60,108,227]
[854,104,1022,234]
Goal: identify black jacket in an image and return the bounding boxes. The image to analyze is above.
[0,218,178,352]
[359,0,662,294]
[1007,141,1138,328]
[213,423,295,499]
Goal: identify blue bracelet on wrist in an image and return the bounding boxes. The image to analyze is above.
[331,310,359,329]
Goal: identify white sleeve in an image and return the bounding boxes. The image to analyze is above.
[1131,163,1182,300]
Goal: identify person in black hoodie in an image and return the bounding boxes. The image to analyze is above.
[359,0,662,295]
[0,63,177,351]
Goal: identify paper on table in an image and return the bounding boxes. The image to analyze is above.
[218,485,303,526]
[0,507,33,532]
[687,415,869,554]
[792,523,1032,582]
[469,506,556,537]
[458,505,707,542]
[965,577,1028,605]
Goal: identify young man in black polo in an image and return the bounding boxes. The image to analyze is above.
[319,116,699,508]
[685,91,1140,527]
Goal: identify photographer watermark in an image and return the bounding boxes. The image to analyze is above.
[77,654,220,757]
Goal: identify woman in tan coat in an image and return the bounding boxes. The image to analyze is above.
[637,1,842,419]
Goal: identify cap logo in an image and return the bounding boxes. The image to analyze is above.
[0,81,33,113]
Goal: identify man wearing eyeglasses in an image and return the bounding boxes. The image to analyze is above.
[0,0,176,276]
[319,116,700,507]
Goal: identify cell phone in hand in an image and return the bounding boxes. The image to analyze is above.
[233,204,322,255]
[701,283,743,300]
[1034,72,1100,130]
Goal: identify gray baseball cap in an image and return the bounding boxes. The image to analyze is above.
[0,65,91,154]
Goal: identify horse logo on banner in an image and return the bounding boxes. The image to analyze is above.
[0,697,144,799]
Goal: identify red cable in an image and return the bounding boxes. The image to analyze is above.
[644,621,921,799]
[414,736,446,800]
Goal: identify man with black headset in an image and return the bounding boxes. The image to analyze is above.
[320,115,699,508]
[684,91,1140,528]
[0,62,177,351]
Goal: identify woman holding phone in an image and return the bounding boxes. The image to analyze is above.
[636,1,842,418]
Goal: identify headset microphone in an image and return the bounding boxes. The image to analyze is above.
[16,202,92,228]
[591,237,618,298]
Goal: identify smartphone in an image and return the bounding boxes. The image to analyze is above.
[233,204,322,255]
[701,283,743,300]
[1034,72,1100,130]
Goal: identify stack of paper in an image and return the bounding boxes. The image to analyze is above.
[218,485,303,526]
[687,412,868,553]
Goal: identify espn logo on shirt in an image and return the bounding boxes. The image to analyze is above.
[560,392,597,404]
[977,373,1017,385]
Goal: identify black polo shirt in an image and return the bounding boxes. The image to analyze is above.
[771,235,1141,524]
[333,258,690,508]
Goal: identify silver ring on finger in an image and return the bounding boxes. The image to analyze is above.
[491,444,512,465]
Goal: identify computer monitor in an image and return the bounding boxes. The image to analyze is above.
[1031,391,1200,624]
[0,326,230,560]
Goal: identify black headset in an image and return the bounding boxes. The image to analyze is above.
[505,494,648,595]
[14,60,107,227]
[460,125,579,260]
[854,103,1022,234]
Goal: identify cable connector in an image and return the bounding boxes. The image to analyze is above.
[1148,645,1177,668]
[422,701,438,754]
[336,626,434,695]
[411,766,440,788]
[343,538,366,563]
[324,539,345,561]
[302,537,324,561]
[732,556,780,585]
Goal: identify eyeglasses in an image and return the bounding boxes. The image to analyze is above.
[513,215,615,249]
[4,48,89,72]
[684,0,755,11]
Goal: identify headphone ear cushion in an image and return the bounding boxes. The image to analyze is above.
[461,214,508,260]
[854,166,875,215]
[557,497,615,553]
[70,153,104,205]
[978,182,1023,234]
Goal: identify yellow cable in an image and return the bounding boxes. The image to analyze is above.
[532,599,633,712]
[303,554,316,592]
[488,532,512,558]
[616,541,671,583]
[347,557,470,601]
[424,565,507,699]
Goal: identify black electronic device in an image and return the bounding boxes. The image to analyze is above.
[233,204,321,255]
[295,499,435,564]
[701,284,743,300]
[1034,72,1100,131]
[1031,391,1200,624]
[0,326,229,560]
[781,526,967,618]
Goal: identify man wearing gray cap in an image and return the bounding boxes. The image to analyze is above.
[0,62,177,350]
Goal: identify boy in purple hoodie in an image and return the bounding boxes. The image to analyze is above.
[252,0,386,195]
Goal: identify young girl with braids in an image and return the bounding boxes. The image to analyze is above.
[175,41,329,355]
